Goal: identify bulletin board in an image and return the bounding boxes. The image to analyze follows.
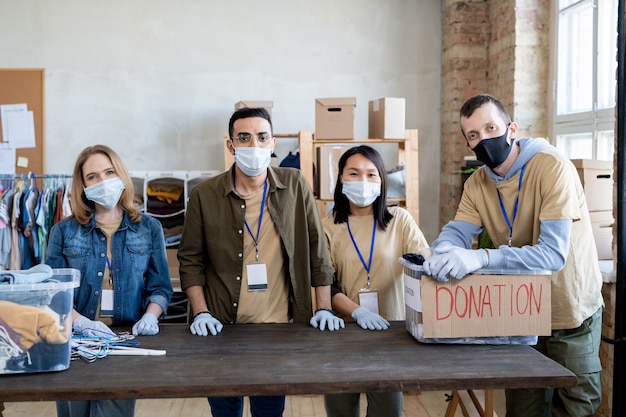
[0,68,45,175]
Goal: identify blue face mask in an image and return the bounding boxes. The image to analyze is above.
[342,181,381,207]
[234,147,273,177]
[84,177,126,210]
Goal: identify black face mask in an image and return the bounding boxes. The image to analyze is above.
[469,127,513,169]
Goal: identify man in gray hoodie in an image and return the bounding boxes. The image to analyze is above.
[424,94,603,417]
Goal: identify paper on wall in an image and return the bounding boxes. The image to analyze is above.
[0,104,36,149]
[0,142,15,174]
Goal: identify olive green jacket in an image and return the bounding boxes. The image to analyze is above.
[178,166,334,324]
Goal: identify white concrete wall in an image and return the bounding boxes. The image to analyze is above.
[0,0,441,241]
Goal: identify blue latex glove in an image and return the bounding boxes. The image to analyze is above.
[423,247,489,281]
[309,309,345,331]
[132,312,159,336]
[73,315,116,337]
[190,312,223,336]
[351,306,389,331]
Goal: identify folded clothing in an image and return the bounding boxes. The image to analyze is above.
[0,264,54,285]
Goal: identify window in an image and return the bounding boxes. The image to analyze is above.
[553,0,618,161]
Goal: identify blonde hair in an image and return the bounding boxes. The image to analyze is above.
[70,145,140,225]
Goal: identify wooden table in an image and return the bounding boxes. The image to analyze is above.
[0,322,575,415]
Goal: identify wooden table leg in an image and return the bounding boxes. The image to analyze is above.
[444,391,460,417]
[451,390,498,417]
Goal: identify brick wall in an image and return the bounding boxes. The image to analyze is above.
[440,0,550,227]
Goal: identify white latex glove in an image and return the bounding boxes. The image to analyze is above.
[351,306,389,331]
[423,247,489,281]
[190,312,223,336]
[73,315,116,337]
[309,309,345,331]
[132,312,159,336]
[431,242,457,255]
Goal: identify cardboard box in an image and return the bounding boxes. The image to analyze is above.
[315,97,356,140]
[368,97,406,139]
[590,210,614,260]
[0,268,80,374]
[317,144,352,200]
[234,100,273,116]
[570,159,613,212]
[401,259,551,340]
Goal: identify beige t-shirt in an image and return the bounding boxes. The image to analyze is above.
[236,184,289,323]
[457,148,603,329]
[95,219,122,326]
[323,206,428,321]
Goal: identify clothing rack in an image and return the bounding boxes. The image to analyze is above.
[0,174,73,271]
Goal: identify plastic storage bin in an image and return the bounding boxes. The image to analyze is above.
[0,268,80,374]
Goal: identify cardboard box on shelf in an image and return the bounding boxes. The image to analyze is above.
[570,159,613,212]
[368,97,405,139]
[0,268,80,374]
[317,145,352,200]
[401,259,551,340]
[315,97,356,140]
[234,100,273,116]
[590,210,614,260]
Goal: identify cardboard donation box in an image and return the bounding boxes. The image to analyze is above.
[0,268,80,374]
[368,97,406,139]
[315,97,356,140]
[235,100,274,116]
[317,144,352,199]
[401,258,551,344]
[570,159,613,212]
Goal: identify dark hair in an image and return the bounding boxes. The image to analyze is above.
[228,107,273,138]
[331,145,393,231]
[459,94,512,135]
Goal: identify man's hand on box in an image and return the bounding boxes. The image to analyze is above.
[423,248,488,281]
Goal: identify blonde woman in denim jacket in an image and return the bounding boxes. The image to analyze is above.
[46,144,173,417]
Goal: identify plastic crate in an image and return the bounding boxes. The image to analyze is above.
[0,268,80,374]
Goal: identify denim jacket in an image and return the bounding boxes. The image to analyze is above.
[46,211,173,324]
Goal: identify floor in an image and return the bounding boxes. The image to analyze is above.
[2,390,506,416]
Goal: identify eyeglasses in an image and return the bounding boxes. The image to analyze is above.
[231,132,272,144]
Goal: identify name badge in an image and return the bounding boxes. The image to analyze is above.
[358,288,379,314]
[246,263,268,291]
[101,289,114,317]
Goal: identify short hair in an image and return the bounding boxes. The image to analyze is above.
[228,107,273,139]
[460,94,512,126]
[70,145,139,225]
[331,145,393,231]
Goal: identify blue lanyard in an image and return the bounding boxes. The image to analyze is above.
[497,165,525,247]
[346,217,377,289]
[242,180,268,261]
[105,256,113,285]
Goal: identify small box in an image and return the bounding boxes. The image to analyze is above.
[590,211,614,260]
[0,268,80,374]
[315,97,356,140]
[401,259,551,343]
[368,97,406,139]
[570,159,613,212]
[317,144,352,199]
[234,100,273,117]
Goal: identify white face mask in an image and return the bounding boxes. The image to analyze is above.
[234,147,273,177]
[342,181,381,207]
[84,177,126,210]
